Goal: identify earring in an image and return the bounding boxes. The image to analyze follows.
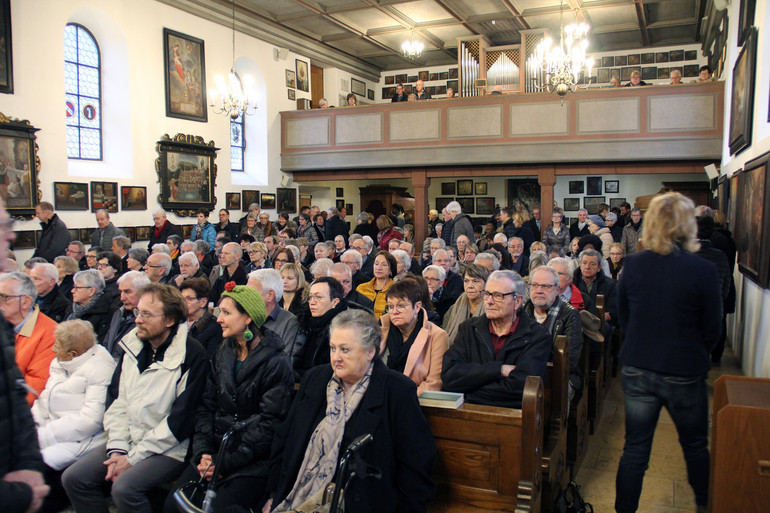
[243,328,253,341]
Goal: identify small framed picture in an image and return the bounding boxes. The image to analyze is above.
[441,182,456,195]
[474,182,487,195]
[285,69,296,88]
[336,187,344,198]
[615,55,627,66]
[288,89,295,101]
[242,190,260,211]
[456,197,474,214]
[345,203,353,213]
[14,230,36,249]
[351,78,366,96]
[260,193,276,210]
[418,71,429,82]
[121,226,136,242]
[609,198,627,209]
[641,52,655,64]
[605,180,620,194]
[563,198,581,211]
[384,76,395,85]
[476,197,495,215]
[601,56,614,68]
[569,180,584,194]
[586,176,602,196]
[436,197,453,211]
[277,187,297,213]
[296,59,309,92]
[457,179,473,196]
[226,192,241,210]
[656,52,669,63]
[54,182,89,211]
[182,224,194,239]
[583,196,606,214]
[367,89,374,101]
[685,50,697,61]
[669,50,684,62]
[79,228,93,245]
[135,226,152,241]
[120,186,147,211]
[335,199,345,211]
[90,181,118,213]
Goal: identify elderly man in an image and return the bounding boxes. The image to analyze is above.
[111,236,131,275]
[431,248,463,303]
[102,271,151,359]
[442,270,553,408]
[574,249,616,339]
[193,239,214,276]
[548,257,593,312]
[350,235,374,279]
[523,266,583,403]
[247,269,301,358]
[30,263,70,323]
[475,252,500,274]
[62,284,207,513]
[401,241,421,274]
[180,240,194,254]
[210,242,248,305]
[0,272,57,405]
[570,209,590,240]
[238,203,260,233]
[391,83,408,102]
[414,79,431,100]
[445,201,475,247]
[341,248,369,289]
[33,202,71,262]
[91,210,126,251]
[67,240,89,270]
[170,252,205,287]
[216,208,240,241]
[144,253,172,285]
[147,209,183,252]
[329,262,374,312]
[456,235,470,262]
[508,237,529,276]
[621,208,643,255]
[324,207,348,245]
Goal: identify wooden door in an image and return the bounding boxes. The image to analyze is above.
[311,65,324,109]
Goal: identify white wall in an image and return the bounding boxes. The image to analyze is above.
[718,1,770,377]
[323,67,377,107]
[1,0,312,260]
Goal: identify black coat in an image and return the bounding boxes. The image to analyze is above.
[210,263,249,305]
[37,284,71,323]
[102,276,122,314]
[441,313,553,408]
[147,221,183,252]
[573,268,617,324]
[59,274,74,300]
[34,214,71,262]
[189,311,224,360]
[391,92,408,102]
[65,295,114,344]
[0,318,44,513]
[193,332,293,480]
[268,359,436,513]
[324,215,349,244]
[569,221,590,240]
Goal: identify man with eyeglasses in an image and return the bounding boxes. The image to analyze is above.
[102,271,151,359]
[295,277,347,382]
[216,208,240,241]
[62,284,207,513]
[341,248,369,289]
[210,242,248,305]
[247,268,301,362]
[169,251,205,288]
[523,266,583,406]
[350,235,374,280]
[30,262,71,323]
[143,253,172,285]
[67,240,89,270]
[329,262,374,313]
[441,270,552,408]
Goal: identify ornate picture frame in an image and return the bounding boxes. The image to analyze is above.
[155,133,218,216]
[163,28,207,122]
[729,28,757,156]
[0,113,40,218]
[735,150,770,288]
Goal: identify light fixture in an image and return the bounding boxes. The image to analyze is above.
[209,1,257,119]
[527,0,594,100]
[401,29,424,58]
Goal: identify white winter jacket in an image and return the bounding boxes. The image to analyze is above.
[31,344,116,470]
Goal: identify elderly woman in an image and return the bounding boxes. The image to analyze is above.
[609,242,625,281]
[587,215,615,259]
[166,283,294,511]
[403,224,414,243]
[242,213,266,241]
[264,310,435,513]
[376,215,402,251]
[356,251,397,319]
[568,236,582,261]
[32,320,116,513]
[280,263,309,316]
[65,269,112,343]
[442,264,489,346]
[354,211,377,239]
[463,243,479,265]
[246,241,269,274]
[126,248,150,272]
[180,277,223,360]
[296,213,319,247]
[391,249,411,281]
[543,210,571,255]
[191,208,217,248]
[380,280,448,395]
[422,264,453,324]
[54,255,79,298]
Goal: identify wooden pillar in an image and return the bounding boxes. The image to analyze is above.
[538,166,556,231]
[412,168,430,250]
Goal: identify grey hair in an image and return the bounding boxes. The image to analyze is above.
[341,249,362,266]
[118,270,151,289]
[330,309,381,353]
[249,268,284,302]
[0,272,38,302]
[248,203,259,211]
[285,245,300,262]
[328,207,339,216]
[548,257,575,276]
[474,252,501,270]
[153,208,167,217]
[530,265,560,287]
[74,269,106,293]
[509,237,524,245]
[391,249,410,271]
[431,238,446,249]
[446,201,462,214]
[180,240,195,252]
[357,212,369,223]
[422,264,446,282]
[32,263,59,282]
[152,243,170,255]
[362,236,374,250]
[488,270,527,303]
[493,233,508,244]
[528,251,549,273]
[178,252,199,267]
[128,248,149,265]
[112,236,131,250]
[247,213,259,221]
[55,319,97,352]
[150,253,173,275]
[329,262,352,278]
[194,240,211,254]
[349,234,363,244]
[310,258,334,277]
[579,248,603,264]
[578,208,588,215]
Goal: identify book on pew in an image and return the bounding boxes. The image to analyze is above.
[418,390,464,409]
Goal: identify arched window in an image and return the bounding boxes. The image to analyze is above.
[64,24,102,160]
[231,113,244,172]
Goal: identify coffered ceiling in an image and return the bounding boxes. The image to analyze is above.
[159,0,707,81]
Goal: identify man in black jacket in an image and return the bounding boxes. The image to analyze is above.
[574,249,617,342]
[147,209,183,252]
[391,83,408,102]
[324,207,348,245]
[210,243,248,305]
[570,208,591,240]
[102,271,150,359]
[442,270,553,408]
[33,202,71,262]
[216,208,241,242]
[30,263,71,323]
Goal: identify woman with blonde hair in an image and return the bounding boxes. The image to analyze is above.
[280,263,309,316]
[614,192,721,513]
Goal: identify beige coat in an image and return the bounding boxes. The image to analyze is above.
[379,310,448,395]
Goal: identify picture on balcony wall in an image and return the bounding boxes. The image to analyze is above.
[288,89,295,101]
[684,65,700,78]
[586,177,602,195]
[642,67,657,80]
[729,28,756,155]
[449,68,458,79]
[734,151,770,287]
[621,67,639,81]
[656,52,669,63]
[351,78,365,96]
[260,193,276,210]
[277,187,297,213]
[583,196,606,214]
[609,198,626,209]
[657,68,670,79]
[456,197,474,214]
[475,182,487,195]
[476,197,495,215]
[563,198,580,211]
[436,85,446,95]
[407,75,417,83]
[597,68,609,83]
[54,182,88,211]
[395,74,407,84]
[441,182,455,195]
[430,73,439,81]
[367,89,374,100]
[615,55,627,66]
[568,180,584,194]
[447,80,458,92]
[439,72,448,80]
[285,70,296,89]
[242,190,260,210]
[418,71,429,82]
[120,186,147,211]
[295,59,309,92]
[601,56,614,68]
[90,181,118,213]
[382,87,395,100]
[436,197,452,212]
[163,28,207,122]
[641,53,654,64]
[670,50,684,61]
[627,54,640,65]
[384,75,394,85]
[457,179,473,196]
[226,192,240,210]
[605,180,619,194]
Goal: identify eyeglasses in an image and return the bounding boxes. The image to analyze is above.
[135,309,164,320]
[308,294,329,302]
[0,293,22,303]
[482,290,516,302]
[71,286,93,290]
[146,264,165,269]
[386,303,412,312]
[183,296,202,303]
[97,263,112,269]
[530,283,557,290]
[274,258,288,264]
[424,277,441,282]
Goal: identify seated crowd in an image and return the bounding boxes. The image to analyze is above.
[2,192,731,513]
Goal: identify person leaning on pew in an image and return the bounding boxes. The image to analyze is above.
[441,270,553,408]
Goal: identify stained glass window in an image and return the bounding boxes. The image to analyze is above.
[231,114,244,172]
[64,24,102,160]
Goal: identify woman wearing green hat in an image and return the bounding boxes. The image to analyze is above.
[165,281,294,511]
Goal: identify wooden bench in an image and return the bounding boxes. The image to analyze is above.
[587,295,606,434]
[541,336,569,513]
[424,376,544,513]
[567,329,591,477]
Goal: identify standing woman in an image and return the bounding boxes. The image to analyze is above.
[614,192,721,513]
[167,283,294,511]
[191,208,217,248]
[376,215,402,251]
[242,213,266,241]
[296,214,318,247]
[542,210,571,255]
[442,264,489,346]
[356,251,397,320]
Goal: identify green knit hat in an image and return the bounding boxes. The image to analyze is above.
[220,282,267,328]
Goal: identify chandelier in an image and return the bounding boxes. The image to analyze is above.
[401,29,424,58]
[527,1,594,99]
[210,1,257,119]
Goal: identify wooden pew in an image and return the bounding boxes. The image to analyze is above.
[424,376,544,513]
[587,295,606,434]
[567,329,591,477]
[541,336,569,513]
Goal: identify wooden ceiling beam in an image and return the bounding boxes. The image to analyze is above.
[634,0,650,46]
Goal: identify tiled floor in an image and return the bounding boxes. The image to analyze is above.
[573,349,743,513]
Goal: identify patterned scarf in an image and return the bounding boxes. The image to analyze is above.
[542,298,563,335]
[274,361,374,512]
[68,291,104,320]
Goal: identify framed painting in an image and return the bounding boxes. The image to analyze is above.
[121,226,136,242]
[605,180,619,194]
[430,73,439,81]
[685,50,697,61]
[441,182,455,195]
[367,89,374,101]
[384,75,395,85]
[285,69,296,89]
[456,197,474,214]
[395,74,407,84]
[155,133,218,216]
[288,89,295,101]
[351,78,365,96]
[439,71,448,80]
[568,180,584,194]
[226,192,240,210]
[601,56,614,68]
[642,67,657,81]
[381,87,395,100]
[448,68,458,79]
[135,226,152,241]
[609,198,627,209]
[738,0,756,47]
[669,50,684,62]
[586,176,602,195]
[641,53,654,64]
[242,190,260,210]
[583,196,606,214]
[615,55,627,66]
[90,181,118,213]
[335,199,345,211]
[597,68,609,83]
[54,182,88,211]
[735,150,770,288]
[729,28,757,155]
[476,197,495,216]
[78,228,92,245]
[418,71,429,82]
[563,198,580,211]
[436,85,446,95]
[260,193,275,210]
[407,76,417,84]
[336,187,344,198]
[14,230,35,249]
[0,113,40,217]
[655,52,669,63]
[627,54,640,65]
[474,182,487,195]
[345,203,353,213]
[457,179,473,196]
[447,80,458,92]
[657,68,670,79]
[120,186,147,211]
[277,188,297,213]
[436,197,452,212]
[163,28,207,122]
[684,65,700,78]
[67,228,79,242]
[0,0,12,94]
[295,59,309,92]
[182,224,194,239]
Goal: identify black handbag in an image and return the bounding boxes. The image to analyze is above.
[554,481,593,513]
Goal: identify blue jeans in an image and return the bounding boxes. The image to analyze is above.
[615,365,710,513]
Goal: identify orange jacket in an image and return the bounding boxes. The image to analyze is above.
[15,306,57,405]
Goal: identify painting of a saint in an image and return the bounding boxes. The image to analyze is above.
[164,29,207,122]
